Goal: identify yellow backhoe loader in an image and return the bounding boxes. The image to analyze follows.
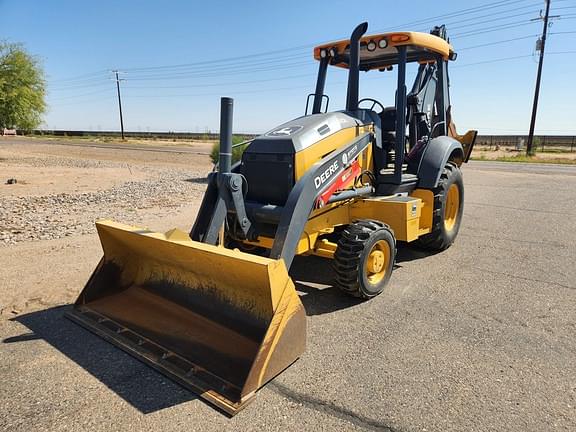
[67,22,476,415]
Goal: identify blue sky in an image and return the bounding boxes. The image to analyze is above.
[2,0,575,134]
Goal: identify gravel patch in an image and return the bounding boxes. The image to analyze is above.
[0,156,208,245]
[0,154,120,169]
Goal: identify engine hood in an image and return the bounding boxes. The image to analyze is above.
[246,112,362,154]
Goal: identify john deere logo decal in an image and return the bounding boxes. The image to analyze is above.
[267,125,303,136]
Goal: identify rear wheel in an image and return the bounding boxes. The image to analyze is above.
[333,220,396,299]
[417,162,464,251]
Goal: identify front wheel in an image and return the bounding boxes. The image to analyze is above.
[333,220,396,299]
[416,162,464,251]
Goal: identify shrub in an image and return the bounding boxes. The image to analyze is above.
[210,135,251,165]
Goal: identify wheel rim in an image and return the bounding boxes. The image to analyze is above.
[364,240,390,285]
[444,183,460,231]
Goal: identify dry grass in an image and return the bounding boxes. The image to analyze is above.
[471,145,576,164]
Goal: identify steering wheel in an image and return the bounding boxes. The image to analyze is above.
[358,98,385,114]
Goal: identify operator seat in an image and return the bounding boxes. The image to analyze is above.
[380,107,396,132]
[372,107,396,174]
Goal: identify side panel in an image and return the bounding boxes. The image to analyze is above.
[294,125,372,180]
[350,197,422,242]
[417,136,463,189]
[410,188,434,235]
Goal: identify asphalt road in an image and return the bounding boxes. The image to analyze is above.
[1,159,575,431]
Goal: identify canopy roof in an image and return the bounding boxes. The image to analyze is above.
[313,31,455,70]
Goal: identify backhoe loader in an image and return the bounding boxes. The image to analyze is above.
[67,22,477,415]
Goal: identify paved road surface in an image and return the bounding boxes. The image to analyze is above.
[1,152,574,431]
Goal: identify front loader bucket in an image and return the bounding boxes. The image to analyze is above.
[66,220,306,415]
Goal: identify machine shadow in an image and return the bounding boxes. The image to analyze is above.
[6,305,198,414]
[291,255,364,316]
[291,243,431,316]
[395,242,440,264]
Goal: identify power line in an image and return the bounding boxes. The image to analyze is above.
[122,84,316,99]
[49,80,113,91]
[457,34,539,50]
[123,56,311,80]
[124,61,313,81]
[452,54,534,67]
[47,88,115,101]
[115,1,546,75]
[64,27,550,86]
[111,0,543,75]
[49,39,573,99]
[53,30,554,91]
[117,51,569,100]
[49,95,116,107]
[44,0,576,113]
[441,1,545,25]
[47,35,573,99]
[430,1,543,30]
[453,18,539,37]
[122,73,315,90]
[45,1,555,88]
[47,70,108,83]
[446,9,541,32]
[121,45,313,73]
[373,0,542,32]
[117,1,539,75]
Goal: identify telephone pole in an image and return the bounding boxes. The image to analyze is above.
[526,0,559,155]
[112,70,125,140]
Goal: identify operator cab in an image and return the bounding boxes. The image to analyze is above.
[311,25,457,193]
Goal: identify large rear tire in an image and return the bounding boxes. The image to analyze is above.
[333,220,396,299]
[417,162,464,251]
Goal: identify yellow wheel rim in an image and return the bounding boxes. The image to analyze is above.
[444,183,460,231]
[364,240,390,285]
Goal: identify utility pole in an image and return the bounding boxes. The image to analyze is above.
[526,0,559,155]
[112,70,125,140]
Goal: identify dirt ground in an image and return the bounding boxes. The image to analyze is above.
[0,137,575,431]
[31,134,218,149]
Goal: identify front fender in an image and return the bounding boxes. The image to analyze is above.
[417,136,463,189]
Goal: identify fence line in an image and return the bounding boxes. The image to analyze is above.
[23,130,256,141]
[17,130,576,152]
[475,135,575,152]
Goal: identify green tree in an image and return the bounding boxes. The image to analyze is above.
[0,42,46,131]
